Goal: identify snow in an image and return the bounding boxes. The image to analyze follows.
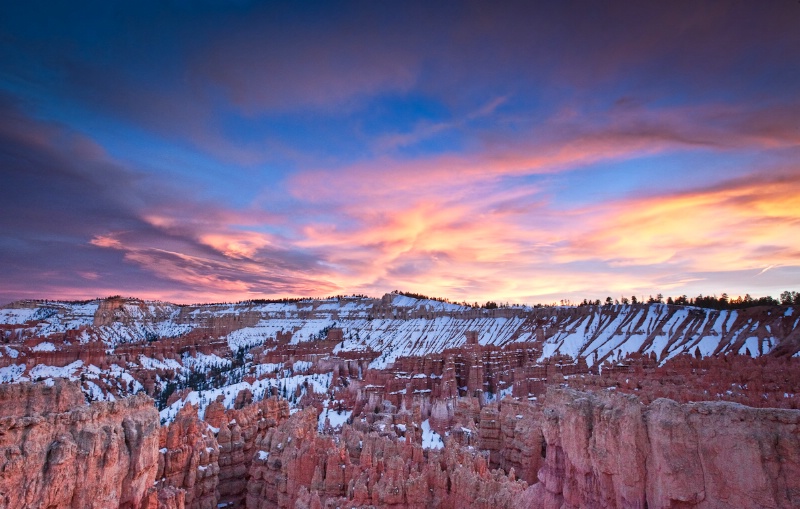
[32,342,57,352]
[138,355,182,371]
[256,451,269,461]
[647,308,689,358]
[0,307,38,324]
[581,310,634,364]
[29,360,83,381]
[252,362,284,377]
[160,372,333,423]
[484,385,514,403]
[0,301,196,348]
[362,315,524,368]
[318,406,352,431]
[3,297,794,407]
[710,311,728,335]
[2,299,750,373]
[183,353,232,371]
[293,360,312,373]
[83,381,116,402]
[725,311,739,332]
[392,295,418,307]
[0,364,25,383]
[693,336,720,358]
[421,419,444,450]
[738,337,760,357]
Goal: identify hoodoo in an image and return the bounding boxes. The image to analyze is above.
[1,295,799,508]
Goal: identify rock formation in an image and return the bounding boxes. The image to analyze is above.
[0,380,160,509]
[2,294,800,509]
[246,407,529,509]
[522,387,800,509]
[156,403,220,509]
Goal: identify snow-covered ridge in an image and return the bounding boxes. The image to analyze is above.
[2,297,797,366]
[1,295,798,424]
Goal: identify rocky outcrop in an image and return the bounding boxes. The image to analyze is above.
[205,395,290,507]
[479,399,544,485]
[156,403,220,509]
[152,394,291,509]
[2,294,800,509]
[568,353,800,409]
[645,398,800,508]
[246,407,530,509]
[0,380,160,509]
[523,387,800,509]
[3,379,799,509]
[4,297,799,377]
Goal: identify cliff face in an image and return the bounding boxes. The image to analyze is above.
[151,395,291,509]
[156,403,220,509]
[2,379,799,509]
[4,297,799,375]
[0,380,160,509]
[523,387,800,509]
[2,294,799,509]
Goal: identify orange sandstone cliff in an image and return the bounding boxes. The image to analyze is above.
[0,380,160,509]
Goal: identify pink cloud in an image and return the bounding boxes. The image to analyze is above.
[290,100,800,211]
[554,171,800,273]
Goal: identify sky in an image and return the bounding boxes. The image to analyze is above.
[1,1,799,306]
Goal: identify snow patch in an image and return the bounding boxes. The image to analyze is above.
[32,342,57,352]
[29,360,83,381]
[318,406,352,432]
[421,419,444,450]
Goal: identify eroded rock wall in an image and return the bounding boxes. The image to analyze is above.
[0,380,160,509]
[246,408,530,509]
[524,387,800,509]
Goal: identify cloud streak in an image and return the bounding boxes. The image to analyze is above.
[2,2,799,304]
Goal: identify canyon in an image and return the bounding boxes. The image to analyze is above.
[1,294,799,508]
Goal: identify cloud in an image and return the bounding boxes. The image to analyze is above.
[373,96,509,152]
[554,170,800,274]
[0,98,336,303]
[3,2,800,305]
[289,97,800,212]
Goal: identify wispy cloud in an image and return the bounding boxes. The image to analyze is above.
[2,2,800,304]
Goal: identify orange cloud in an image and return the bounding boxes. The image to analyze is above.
[81,97,800,305]
[197,232,275,260]
[556,172,800,273]
[89,234,124,249]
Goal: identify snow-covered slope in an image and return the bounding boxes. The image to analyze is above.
[2,296,798,364]
[1,294,798,418]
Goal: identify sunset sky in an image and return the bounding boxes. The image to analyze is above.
[1,1,799,305]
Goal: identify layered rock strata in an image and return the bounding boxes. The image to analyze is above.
[522,387,800,509]
[4,378,800,509]
[0,380,160,509]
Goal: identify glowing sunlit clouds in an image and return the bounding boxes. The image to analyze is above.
[556,174,800,273]
[89,234,124,250]
[3,3,800,305]
[198,232,275,260]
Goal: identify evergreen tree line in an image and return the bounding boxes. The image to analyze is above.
[569,290,800,310]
